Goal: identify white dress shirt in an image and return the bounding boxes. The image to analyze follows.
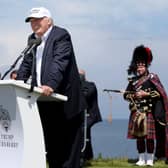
[36,26,53,86]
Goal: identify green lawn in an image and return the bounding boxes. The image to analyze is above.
[83,157,166,168]
[46,157,167,168]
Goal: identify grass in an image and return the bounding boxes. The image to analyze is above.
[83,155,166,168]
[46,155,167,167]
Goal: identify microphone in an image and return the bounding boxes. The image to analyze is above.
[21,38,42,56]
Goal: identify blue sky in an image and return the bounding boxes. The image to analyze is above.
[1,1,168,119]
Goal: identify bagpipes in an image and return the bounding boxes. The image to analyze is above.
[103,89,124,93]
[103,89,167,127]
[103,89,130,124]
[104,89,147,137]
[103,89,136,106]
[103,89,135,94]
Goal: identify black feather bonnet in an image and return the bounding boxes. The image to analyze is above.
[128,45,153,75]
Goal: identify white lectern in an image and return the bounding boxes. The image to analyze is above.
[0,80,68,168]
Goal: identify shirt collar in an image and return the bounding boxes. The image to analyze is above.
[42,26,53,41]
[35,26,53,41]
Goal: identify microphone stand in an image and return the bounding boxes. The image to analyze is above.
[1,53,25,80]
[1,40,41,80]
[29,49,36,93]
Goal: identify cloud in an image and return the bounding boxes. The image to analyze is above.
[47,0,168,41]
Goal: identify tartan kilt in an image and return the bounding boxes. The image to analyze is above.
[127,111,156,139]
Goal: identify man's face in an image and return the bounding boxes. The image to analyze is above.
[136,62,147,76]
[30,17,51,37]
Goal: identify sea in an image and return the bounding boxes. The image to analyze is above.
[91,119,138,159]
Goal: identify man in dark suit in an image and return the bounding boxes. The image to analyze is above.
[79,69,102,166]
[16,7,85,168]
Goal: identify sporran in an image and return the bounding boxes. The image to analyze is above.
[131,112,147,137]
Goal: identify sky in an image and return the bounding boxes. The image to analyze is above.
[1,0,168,119]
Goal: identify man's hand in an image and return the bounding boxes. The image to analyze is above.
[40,85,54,96]
[135,90,149,99]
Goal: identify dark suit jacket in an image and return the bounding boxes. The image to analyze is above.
[81,80,102,128]
[17,26,84,119]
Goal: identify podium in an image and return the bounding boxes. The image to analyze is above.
[0,80,68,168]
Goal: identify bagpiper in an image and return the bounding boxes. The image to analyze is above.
[123,45,168,166]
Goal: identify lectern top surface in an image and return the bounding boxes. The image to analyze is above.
[0,80,68,102]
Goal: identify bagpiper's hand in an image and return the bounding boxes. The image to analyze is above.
[135,90,149,98]
[125,93,136,102]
